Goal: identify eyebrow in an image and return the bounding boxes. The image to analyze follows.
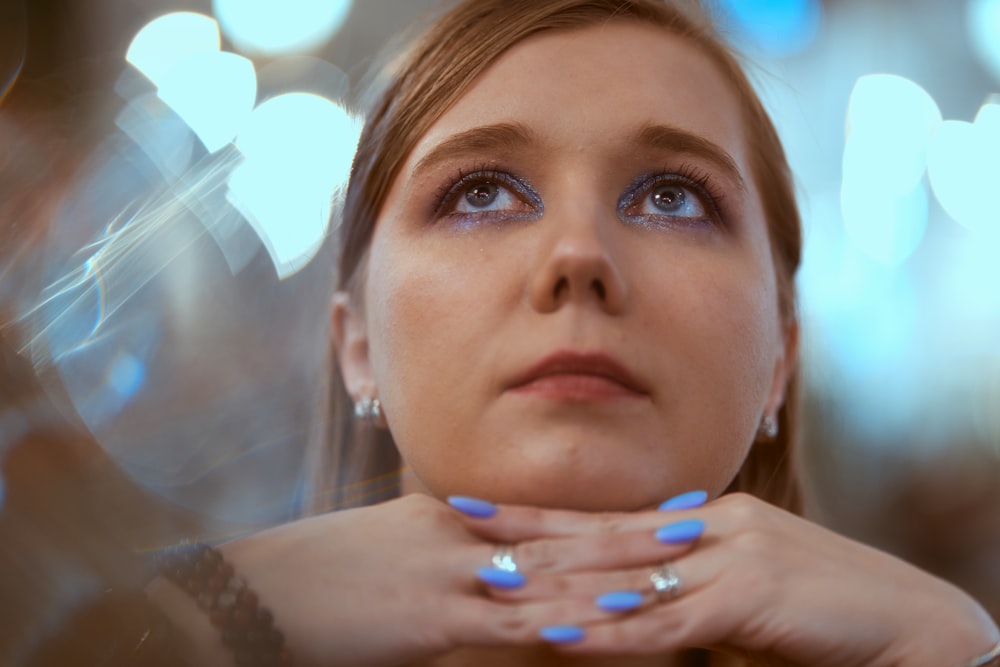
[413,122,537,175]
[411,120,747,192]
[633,123,747,192]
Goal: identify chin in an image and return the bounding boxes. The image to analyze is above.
[434,468,669,512]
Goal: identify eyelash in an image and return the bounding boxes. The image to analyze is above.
[617,163,726,225]
[431,165,541,220]
[430,162,726,225]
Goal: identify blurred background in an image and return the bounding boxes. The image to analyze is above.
[1,0,999,658]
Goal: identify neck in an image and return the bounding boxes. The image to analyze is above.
[408,646,694,667]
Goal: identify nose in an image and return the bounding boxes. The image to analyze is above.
[527,206,627,315]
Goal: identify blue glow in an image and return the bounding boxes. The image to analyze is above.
[115,92,197,180]
[717,0,822,57]
[108,354,146,400]
[968,0,1000,82]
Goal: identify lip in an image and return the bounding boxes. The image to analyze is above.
[506,350,649,401]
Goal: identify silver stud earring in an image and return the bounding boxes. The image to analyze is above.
[757,414,779,440]
[354,397,383,423]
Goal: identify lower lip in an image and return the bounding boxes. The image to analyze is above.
[509,374,644,402]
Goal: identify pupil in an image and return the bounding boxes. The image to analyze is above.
[653,185,684,212]
[466,182,498,207]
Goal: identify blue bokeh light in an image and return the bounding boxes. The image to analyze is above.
[716,0,823,57]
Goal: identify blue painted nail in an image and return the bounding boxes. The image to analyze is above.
[595,590,643,612]
[448,495,497,518]
[658,490,708,511]
[540,625,585,643]
[477,567,526,589]
[655,518,706,544]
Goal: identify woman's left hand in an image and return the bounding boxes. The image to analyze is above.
[455,492,999,667]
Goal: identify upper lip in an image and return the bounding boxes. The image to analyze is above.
[506,350,649,394]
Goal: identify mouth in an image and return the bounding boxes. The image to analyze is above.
[506,351,649,402]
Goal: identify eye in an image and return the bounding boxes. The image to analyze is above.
[647,183,703,217]
[435,168,542,224]
[618,169,722,228]
[455,180,516,213]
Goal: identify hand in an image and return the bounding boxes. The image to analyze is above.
[459,492,1000,667]
[205,494,691,667]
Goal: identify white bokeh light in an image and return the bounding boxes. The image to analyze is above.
[155,51,257,153]
[844,74,941,195]
[126,12,221,89]
[213,0,352,57]
[840,74,938,265]
[927,106,1000,235]
[840,179,929,267]
[228,93,362,278]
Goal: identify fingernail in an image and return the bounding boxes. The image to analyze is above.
[658,490,708,511]
[595,590,643,612]
[655,518,705,544]
[448,495,497,518]
[540,625,585,643]
[477,567,525,589]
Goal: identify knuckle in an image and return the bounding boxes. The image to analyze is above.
[732,526,770,555]
[492,607,534,642]
[595,512,622,535]
[519,540,559,572]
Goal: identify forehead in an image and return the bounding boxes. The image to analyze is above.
[408,21,749,172]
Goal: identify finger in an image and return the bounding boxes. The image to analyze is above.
[536,550,747,655]
[487,563,657,602]
[443,593,641,648]
[460,556,735,653]
[547,586,744,656]
[470,522,704,596]
[447,491,708,543]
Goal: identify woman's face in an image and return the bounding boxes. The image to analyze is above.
[337,22,796,510]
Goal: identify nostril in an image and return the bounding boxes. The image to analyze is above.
[552,276,569,301]
[591,279,606,301]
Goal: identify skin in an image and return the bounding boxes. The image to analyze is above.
[335,22,796,512]
[148,22,998,667]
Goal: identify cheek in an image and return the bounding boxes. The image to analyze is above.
[644,243,781,427]
[363,231,515,443]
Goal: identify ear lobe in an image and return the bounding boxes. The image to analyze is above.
[764,318,800,417]
[331,291,376,399]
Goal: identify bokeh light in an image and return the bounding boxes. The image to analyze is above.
[840,180,929,267]
[840,74,940,265]
[844,74,941,195]
[108,353,146,400]
[715,0,823,57]
[126,12,221,88]
[927,106,1000,235]
[228,93,361,278]
[968,0,1000,82]
[155,51,257,153]
[213,0,352,57]
[127,12,256,154]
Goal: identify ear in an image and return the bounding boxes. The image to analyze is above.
[331,291,377,400]
[764,318,799,418]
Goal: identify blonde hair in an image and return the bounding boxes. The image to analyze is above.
[309,0,802,513]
